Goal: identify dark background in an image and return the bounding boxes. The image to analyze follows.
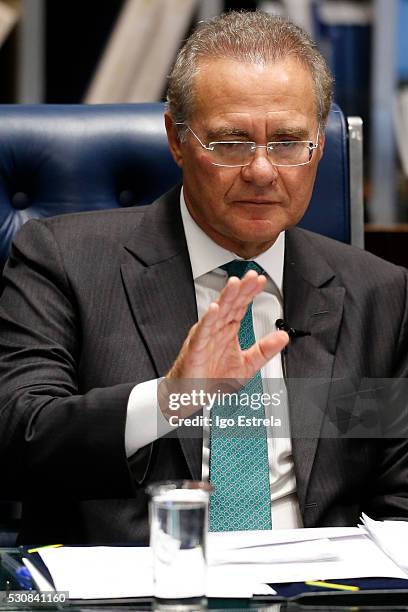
[0,0,260,104]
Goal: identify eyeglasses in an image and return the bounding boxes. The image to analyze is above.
[176,123,320,168]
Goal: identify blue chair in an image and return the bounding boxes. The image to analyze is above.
[0,103,363,271]
[0,102,363,544]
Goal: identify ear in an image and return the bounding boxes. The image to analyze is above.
[164,111,184,168]
[317,129,325,161]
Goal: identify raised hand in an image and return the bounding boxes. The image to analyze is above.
[159,270,288,420]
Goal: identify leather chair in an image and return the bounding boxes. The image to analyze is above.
[0,102,363,544]
[0,102,363,270]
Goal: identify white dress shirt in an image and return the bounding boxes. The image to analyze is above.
[125,190,302,528]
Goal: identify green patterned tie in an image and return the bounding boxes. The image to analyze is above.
[209,260,272,531]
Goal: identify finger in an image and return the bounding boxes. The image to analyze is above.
[189,302,220,352]
[223,273,266,325]
[217,270,261,309]
[234,271,267,307]
[189,301,242,358]
[206,278,246,335]
[243,330,289,373]
[194,271,267,346]
[229,270,266,304]
[215,275,242,312]
[217,271,266,323]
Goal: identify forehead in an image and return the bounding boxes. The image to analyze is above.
[192,57,317,131]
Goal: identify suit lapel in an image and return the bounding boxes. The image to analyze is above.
[120,188,202,480]
[284,229,345,509]
[120,209,346,489]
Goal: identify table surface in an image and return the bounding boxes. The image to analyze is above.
[2,548,408,610]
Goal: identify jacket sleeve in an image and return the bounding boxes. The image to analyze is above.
[0,219,136,500]
[367,268,408,520]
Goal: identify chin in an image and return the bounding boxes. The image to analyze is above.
[233,219,284,239]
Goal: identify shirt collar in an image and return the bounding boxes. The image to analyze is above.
[180,188,285,293]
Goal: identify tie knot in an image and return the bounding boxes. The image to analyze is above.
[221,260,264,279]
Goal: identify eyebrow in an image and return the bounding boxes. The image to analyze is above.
[270,127,310,139]
[206,127,251,140]
[206,126,312,141]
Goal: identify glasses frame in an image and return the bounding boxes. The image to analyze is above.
[176,122,321,168]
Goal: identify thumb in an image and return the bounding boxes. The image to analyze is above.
[246,330,289,372]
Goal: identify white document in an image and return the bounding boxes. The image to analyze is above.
[39,547,274,599]
[361,513,408,572]
[40,547,154,599]
[208,526,360,551]
[210,538,339,565]
[208,534,408,585]
[38,521,408,600]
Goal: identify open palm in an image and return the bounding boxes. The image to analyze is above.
[160,271,288,417]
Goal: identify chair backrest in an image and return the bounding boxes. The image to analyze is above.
[0,102,363,271]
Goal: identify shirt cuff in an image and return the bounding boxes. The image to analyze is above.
[125,378,179,457]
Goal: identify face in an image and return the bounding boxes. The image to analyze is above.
[165,57,325,258]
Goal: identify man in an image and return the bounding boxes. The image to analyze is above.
[0,11,407,544]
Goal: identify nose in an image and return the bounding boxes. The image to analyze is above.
[240,146,279,186]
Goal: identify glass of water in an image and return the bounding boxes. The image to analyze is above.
[147,480,212,602]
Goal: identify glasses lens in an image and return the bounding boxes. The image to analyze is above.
[268,142,311,166]
[208,140,314,167]
[211,142,254,165]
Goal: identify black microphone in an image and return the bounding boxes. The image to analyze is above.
[275,318,311,339]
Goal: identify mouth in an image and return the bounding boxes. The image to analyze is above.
[234,199,279,205]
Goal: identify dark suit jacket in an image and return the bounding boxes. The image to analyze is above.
[0,187,407,544]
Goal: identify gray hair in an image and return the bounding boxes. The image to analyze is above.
[167,10,333,129]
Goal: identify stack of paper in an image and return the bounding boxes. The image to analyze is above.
[207,525,408,585]
[35,517,408,600]
[361,513,408,572]
[37,546,275,599]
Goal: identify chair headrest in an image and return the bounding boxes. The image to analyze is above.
[0,102,349,268]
